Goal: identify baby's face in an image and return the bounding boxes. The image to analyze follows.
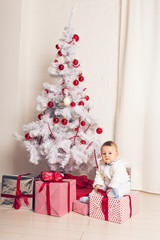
[101,145,119,164]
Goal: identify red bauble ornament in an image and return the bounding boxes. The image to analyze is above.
[81,121,86,126]
[85,96,89,101]
[73,34,79,42]
[73,79,79,86]
[58,64,64,70]
[53,117,59,124]
[73,59,79,65]
[38,114,43,120]
[78,101,84,106]
[79,76,84,82]
[45,89,49,93]
[58,50,62,56]
[25,133,30,140]
[70,102,76,107]
[61,118,68,125]
[55,44,60,49]
[48,101,53,108]
[80,140,86,144]
[54,59,58,63]
[96,128,103,134]
[75,127,79,131]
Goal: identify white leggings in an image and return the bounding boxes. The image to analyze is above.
[90,181,131,197]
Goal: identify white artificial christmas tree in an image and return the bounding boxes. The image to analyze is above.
[16,12,103,173]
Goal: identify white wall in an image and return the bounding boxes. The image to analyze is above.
[0,0,120,179]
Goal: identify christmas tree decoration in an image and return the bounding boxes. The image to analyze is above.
[15,11,103,173]
[85,96,89,101]
[58,50,62,56]
[56,44,60,49]
[78,101,84,106]
[47,101,53,108]
[38,114,43,120]
[80,140,86,145]
[63,95,71,106]
[70,101,76,107]
[79,75,84,82]
[81,121,86,126]
[73,79,79,86]
[58,64,64,70]
[25,133,30,140]
[61,118,68,125]
[53,117,59,124]
[73,34,79,42]
[73,59,79,65]
[96,128,103,134]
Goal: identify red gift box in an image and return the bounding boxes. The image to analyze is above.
[35,179,76,217]
[90,191,139,223]
[73,200,89,216]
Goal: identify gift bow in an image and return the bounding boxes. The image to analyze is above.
[1,173,33,210]
[12,174,31,209]
[40,171,64,182]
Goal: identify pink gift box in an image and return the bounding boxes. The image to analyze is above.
[35,179,76,217]
[73,200,89,216]
[90,191,139,223]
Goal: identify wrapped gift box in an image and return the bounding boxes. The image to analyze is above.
[73,200,89,216]
[35,179,76,217]
[90,191,139,223]
[0,174,34,209]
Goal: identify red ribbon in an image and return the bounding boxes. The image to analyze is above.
[97,189,108,220]
[124,194,132,218]
[40,171,64,182]
[98,189,132,220]
[39,182,51,215]
[1,173,33,210]
[39,180,70,215]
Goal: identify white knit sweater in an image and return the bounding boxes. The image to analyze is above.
[93,158,130,189]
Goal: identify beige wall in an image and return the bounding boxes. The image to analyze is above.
[0,0,119,179]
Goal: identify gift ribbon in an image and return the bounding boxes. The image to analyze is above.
[39,182,51,215]
[1,173,33,210]
[39,180,70,215]
[97,189,109,221]
[97,189,132,220]
[124,194,132,218]
[40,171,64,182]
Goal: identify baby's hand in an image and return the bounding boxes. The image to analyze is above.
[94,184,102,191]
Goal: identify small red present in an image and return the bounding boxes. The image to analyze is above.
[73,200,89,216]
[35,179,76,217]
[39,171,64,182]
[90,191,139,223]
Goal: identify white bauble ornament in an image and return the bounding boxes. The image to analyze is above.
[63,95,71,106]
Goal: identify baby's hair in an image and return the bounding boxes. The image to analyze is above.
[101,141,118,152]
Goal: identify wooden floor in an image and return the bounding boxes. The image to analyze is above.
[0,191,160,240]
